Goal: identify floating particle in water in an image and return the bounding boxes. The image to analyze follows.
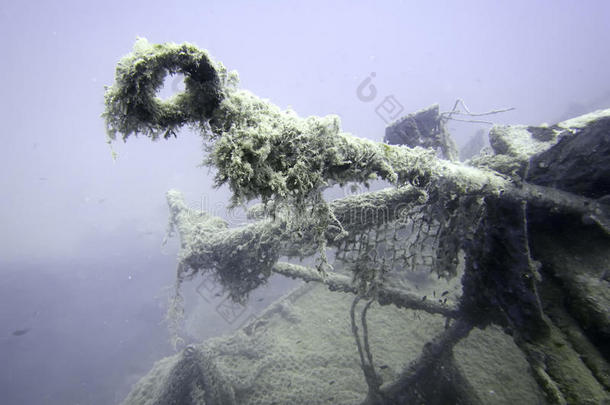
[12,328,30,336]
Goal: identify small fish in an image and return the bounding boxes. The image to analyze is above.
[441,291,449,297]
[379,365,389,370]
[12,328,30,336]
[256,297,264,302]
[329,380,335,385]
[421,295,427,301]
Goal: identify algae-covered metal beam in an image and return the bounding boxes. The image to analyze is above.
[166,187,459,317]
[166,187,461,315]
[104,39,608,235]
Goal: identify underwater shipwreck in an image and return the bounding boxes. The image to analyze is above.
[103,39,609,404]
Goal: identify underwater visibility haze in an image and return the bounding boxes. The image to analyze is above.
[1,1,610,404]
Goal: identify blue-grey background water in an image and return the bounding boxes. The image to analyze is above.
[1,1,609,404]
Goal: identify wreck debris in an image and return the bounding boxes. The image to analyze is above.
[104,40,610,404]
